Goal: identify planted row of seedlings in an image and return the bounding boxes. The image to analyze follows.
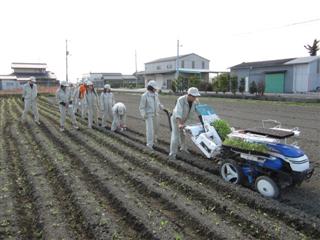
[34,97,320,239]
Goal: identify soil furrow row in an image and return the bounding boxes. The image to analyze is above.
[77,125,307,240]
[0,99,19,239]
[8,101,76,239]
[12,99,151,240]
[36,100,245,239]
[2,99,42,239]
[36,100,315,239]
[38,98,320,238]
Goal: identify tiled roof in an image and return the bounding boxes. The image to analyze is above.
[145,53,210,64]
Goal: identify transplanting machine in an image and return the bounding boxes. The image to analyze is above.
[183,104,313,198]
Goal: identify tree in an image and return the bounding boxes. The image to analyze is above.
[171,79,177,93]
[212,80,220,93]
[215,73,229,94]
[230,75,238,95]
[304,39,319,56]
[249,81,257,95]
[175,76,188,92]
[239,78,245,95]
[188,75,200,88]
[257,80,265,96]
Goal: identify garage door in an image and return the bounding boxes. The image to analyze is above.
[265,73,284,93]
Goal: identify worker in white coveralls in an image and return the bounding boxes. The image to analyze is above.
[100,84,115,128]
[111,102,126,132]
[56,81,79,132]
[21,76,40,124]
[168,87,201,160]
[139,80,164,150]
[85,81,100,128]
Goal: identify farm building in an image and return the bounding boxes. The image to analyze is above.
[11,62,58,87]
[139,53,211,89]
[0,75,20,90]
[230,56,320,93]
[82,72,139,88]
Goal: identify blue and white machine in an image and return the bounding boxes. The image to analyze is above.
[183,104,314,198]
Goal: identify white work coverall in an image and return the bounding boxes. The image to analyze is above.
[111,102,126,131]
[56,87,78,128]
[139,91,163,147]
[100,92,115,127]
[169,95,199,157]
[73,86,86,118]
[21,83,40,122]
[85,90,100,128]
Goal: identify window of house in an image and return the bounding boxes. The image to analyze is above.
[156,66,161,70]
[317,59,320,73]
[167,64,172,69]
[202,61,205,69]
[192,61,195,69]
[181,60,184,68]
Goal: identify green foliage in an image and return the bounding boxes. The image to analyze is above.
[249,81,257,95]
[212,80,220,93]
[211,119,232,141]
[304,39,319,56]
[215,73,229,93]
[199,81,213,92]
[257,80,265,96]
[223,138,268,153]
[175,76,188,92]
[230,75,238,95]
[239,78,245,94]
[171,79,177,93]
[188,75,200,88]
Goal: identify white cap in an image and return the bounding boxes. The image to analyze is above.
[29,76,36,82]
[187,87,200,97]
[60,81,69,86]
[86,81,93,86]
[147,80,159,89]
[104,84,111,89]
[117,103,126,115]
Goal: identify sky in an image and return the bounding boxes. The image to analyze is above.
[0,0,319,82]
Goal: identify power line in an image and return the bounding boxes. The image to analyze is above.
[234,17,320,36]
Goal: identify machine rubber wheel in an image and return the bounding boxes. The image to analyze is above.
[255,176,280,199]
[220,159,243,184]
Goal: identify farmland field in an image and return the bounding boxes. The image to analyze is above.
[0,93,319,239]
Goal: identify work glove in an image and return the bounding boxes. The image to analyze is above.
[60,102,66,106]
[22,97,24,102]
[69,100,73,104]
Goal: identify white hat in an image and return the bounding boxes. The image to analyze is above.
[147,80,159,89]
[86,81,93,86]
[117,103,126,115]
[187,87,200,97]
[60,81,69,86]
[104,84,111,89]
[29,76,36,82]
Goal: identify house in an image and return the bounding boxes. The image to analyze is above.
[82,72,138,88]
[230,56,320,93]
[140,53,211,89]
[11,62,58,87]
[0,75,20,90]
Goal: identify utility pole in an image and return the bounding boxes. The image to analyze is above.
[135,50,138,88]
[176,40,180,79]
[66,39,69,82]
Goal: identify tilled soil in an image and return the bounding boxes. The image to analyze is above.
[0,95,319,240]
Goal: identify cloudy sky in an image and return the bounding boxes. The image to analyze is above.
[0,0,319,82]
